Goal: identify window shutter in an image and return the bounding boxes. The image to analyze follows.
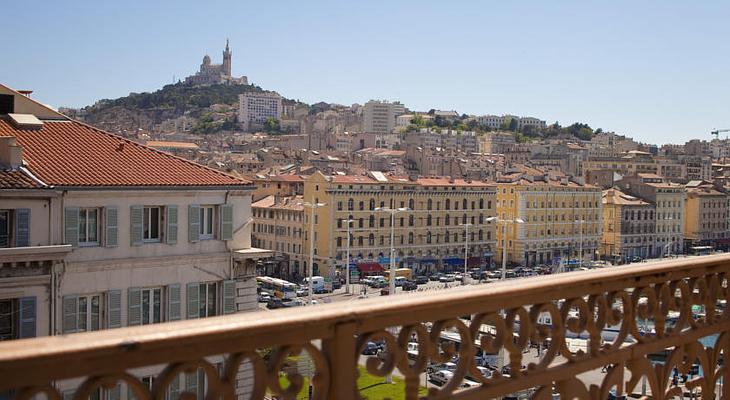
[107,290,122,328]
[188,205,200,243]
[64,207,79,247]
[220,204,233,241]
[62,296,78,333]
[168,375,180,400]
[15,208,30,247]
[18,296,36,338]
[167,283,181,321]
[127,288,142,326]
[186,282,200,319]
[222,280,236,315]
[107,385,121,400]
[185,371,198,397]
[130,205,143,246]
[105,207,119,247]
[166,205,178,245]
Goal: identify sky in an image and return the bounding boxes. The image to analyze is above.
[3,1,730,145]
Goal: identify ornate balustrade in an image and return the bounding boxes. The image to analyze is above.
[2,255,730,399]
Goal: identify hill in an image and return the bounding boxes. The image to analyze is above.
[69,82,267,136]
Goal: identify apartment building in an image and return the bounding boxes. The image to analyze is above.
[496,169,602,267]
[362,100,406,135]
[250,174,304,201]
[302,171,497,277]
[238,91,283,131]
[684,182,729,249]
[601,188,656,262]
[617,174,685,255]
[251,195,306,279]
[477,131,516,154]
[582,151,657,178]
[0,84,269,399]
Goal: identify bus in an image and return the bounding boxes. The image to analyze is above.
[691,246,714,256]
[256,276,297,299]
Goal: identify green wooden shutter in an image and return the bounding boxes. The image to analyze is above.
[127,288,142,326]
[15,208,30,247]
[188,205,200,243]
[18,296,36,338]
[222,280,236,315]
[105,207,118,247]
[62,296,78,333]
[167,283,181,321]
[64,207,79,247]
[185,371,198,398]
[168,376,180,400]
[220,204,233,240]
[186,282,200,319]
[107,385,121,400]
[107,290,122,328]
[166,205,178,244]
[130,205,143,246]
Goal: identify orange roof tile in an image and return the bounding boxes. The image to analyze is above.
[0,169,43,189]
[0,119,251,188]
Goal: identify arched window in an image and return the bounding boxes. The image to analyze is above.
[462,214,467,224]
[479,199,484,209]
[348,198,354,211]
[427,199,433,210]
[369,199,375,210]
[427,215,432,226]
[369,215,375,227]
[463,199,468,209]
[446,199,451,210]
[409,199,415,210]
[445,215,450,225]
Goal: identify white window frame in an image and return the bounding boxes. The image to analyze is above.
[199,206,215,240]
[140,287,163,325]
[143,206,162,242]
[76,294,103,333]
[199,282,218,317]
[78,207,100,246]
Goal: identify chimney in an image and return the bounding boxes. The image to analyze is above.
[0,136,24,169]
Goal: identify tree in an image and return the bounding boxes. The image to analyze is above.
[508,118,519,131]
[263,117,280,133]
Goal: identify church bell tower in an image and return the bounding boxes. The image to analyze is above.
[223,39,232,77]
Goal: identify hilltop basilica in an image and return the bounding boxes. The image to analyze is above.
[185,40,248,86]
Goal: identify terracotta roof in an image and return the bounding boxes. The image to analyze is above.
[252,195,304,211]
[146,140,199,150]
[0,169,43,189]
[415,177,492,188]
[0,119,251,188]
[602,189,651,206]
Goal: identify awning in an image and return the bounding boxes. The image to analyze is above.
[420,257,438,262]
[443,257,464,266]
[358,263,384,273]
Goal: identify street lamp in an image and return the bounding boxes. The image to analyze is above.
[303,202,326,306]
[374,206,409,385]
[342,218,354,294]
[575,219,585,269]
[485,215,524,376]
[460,223,473,285]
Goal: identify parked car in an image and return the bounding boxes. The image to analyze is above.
[439,274,455,282]
[296,288,308,297]
[332,280,342,290]
[380,287,390,296]
[361,341,380,355]
[394,276,407,287]
[258,293,272,303]
[266,298,284,309]
[415,275,429,284]
[429,273,442,281]
[402,280,418,291]
[429,370,454,386]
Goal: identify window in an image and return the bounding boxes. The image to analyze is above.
[140,288,162,325]
[0,299,17,340]
[0,210,9,248]
[143,206,161,241]
[76,294,103,333]
[78,208,99,245]
[199,282,218,318]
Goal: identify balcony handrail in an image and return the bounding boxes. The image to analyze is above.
[2,254,730,399]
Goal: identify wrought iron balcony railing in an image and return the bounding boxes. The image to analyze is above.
[1,255,730,399]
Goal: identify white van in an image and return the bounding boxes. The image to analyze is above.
[429,370,454,386]
[394,276,407,287]
[303,276,326,293]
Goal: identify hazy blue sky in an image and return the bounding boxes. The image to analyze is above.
[3,1,729,144]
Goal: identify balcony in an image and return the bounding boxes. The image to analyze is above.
[2,254,730,399]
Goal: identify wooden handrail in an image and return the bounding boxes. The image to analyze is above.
[2,254,730,399]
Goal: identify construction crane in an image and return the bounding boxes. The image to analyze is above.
[711,128,730,140]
